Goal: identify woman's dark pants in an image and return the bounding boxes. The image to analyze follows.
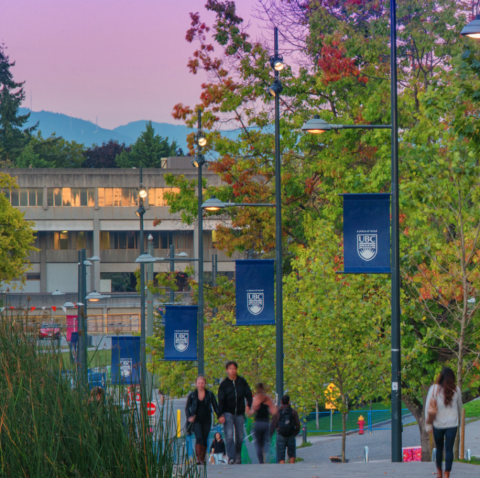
[433,426,457,472]
[193,419,211,447]
[253,421,270,464]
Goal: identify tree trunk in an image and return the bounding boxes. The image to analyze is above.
[403,397,431,462]
[316,401,319,430]
[341,412,347,463]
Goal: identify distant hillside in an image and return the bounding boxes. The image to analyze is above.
[113,121,194,150]
[19,109,191,150]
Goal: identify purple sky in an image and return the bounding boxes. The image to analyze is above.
[1,0,260,129]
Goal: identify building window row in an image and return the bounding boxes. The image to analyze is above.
[100,231,192,250]
[2,188,43,206]
[2,187,181,207]
[48,188,95,207]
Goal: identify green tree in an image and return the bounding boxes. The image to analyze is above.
[154,2,480,462]
[15,132,85,168]
[0,44,36,167]
[0,173,37,283]
[115,122,178,168]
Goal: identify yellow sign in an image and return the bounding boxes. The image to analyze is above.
[324,383,339,410]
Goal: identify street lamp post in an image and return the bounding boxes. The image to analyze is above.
[267,27,285,404]
[136,167,148,402]
[192,110,207,376]
[300,0,402,460]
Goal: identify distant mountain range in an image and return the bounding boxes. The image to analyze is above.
[19,108,193,151]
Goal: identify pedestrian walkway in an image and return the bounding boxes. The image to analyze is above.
[464,418,480,457]
[207,462,479,477]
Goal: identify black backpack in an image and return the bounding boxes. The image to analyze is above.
[278,407,295,437]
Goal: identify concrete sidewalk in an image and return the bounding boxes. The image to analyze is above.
[206,462,478,477]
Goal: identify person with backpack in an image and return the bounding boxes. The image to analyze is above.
[185,376,220,465]
[252,383,277,464]
[217,361,253,464]
[270,395,301,464]
[425,367,463,478]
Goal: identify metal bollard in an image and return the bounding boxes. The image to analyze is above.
[364,446,369,463]
[302,425,308,444]
[432,448,436,462]
[466,449,472,461]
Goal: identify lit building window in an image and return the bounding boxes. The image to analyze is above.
[98,188,138,207]
[148,188,180,206]
[47,188,94,206]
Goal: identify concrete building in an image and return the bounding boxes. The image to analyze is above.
[1,159,239,332]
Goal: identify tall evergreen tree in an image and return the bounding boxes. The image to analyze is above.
[115,121,177,168]
[0,44,36,166]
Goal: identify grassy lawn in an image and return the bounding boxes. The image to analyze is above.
[61,349,111,369]
[464,399,480,418]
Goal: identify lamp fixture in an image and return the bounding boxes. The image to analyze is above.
[87,256,100,262]
[192,154,206,168]
[139,185,147,199]
[461,14,480,38]
[135,252,157,263]
[270,54,284,71]
[135,204,146,217]
[266,79,283,97]
[301,114,333,134]
[63,301,76,308]
[201,196,225,211]
[52,289,65,296]
[86,290,103,302]
[195,131,207,147]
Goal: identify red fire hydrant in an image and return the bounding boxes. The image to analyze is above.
[358,415,365,435]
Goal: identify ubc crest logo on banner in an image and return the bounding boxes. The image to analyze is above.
[174,331,189,352]
[120,358,132,378]
[357,233,377,261]
[247,292,264,315]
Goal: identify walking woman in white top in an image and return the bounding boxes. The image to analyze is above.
[425,367,463,478]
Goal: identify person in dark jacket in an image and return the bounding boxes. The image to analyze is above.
[217,361,253,464]
[185,376,220,465]
[210,432,227,464]
[270,395,301,464]
[252,383,277,464]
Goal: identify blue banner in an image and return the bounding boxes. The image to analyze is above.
[343,193,391,274]
[111,336,141,385]
[164,305,198,361]
[235,259,275,326]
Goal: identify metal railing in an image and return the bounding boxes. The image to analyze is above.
[305,409,411,434]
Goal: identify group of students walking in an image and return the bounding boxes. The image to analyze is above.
[186,362,464,474]
[185,361,300,465]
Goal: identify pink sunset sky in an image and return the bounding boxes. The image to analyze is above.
[1,0,264,130]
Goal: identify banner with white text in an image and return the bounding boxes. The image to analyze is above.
[235,259,275,326]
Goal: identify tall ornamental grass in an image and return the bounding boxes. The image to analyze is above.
[0,321,201,478]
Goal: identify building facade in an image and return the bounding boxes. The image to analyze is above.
[1,159,239,329]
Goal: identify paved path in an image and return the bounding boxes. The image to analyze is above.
[206,462,479,477]
[464,418,480,457]
[296,417,480,463]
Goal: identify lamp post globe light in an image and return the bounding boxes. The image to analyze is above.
[301,0,402,461]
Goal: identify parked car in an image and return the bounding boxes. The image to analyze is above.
[39,322,61,340]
